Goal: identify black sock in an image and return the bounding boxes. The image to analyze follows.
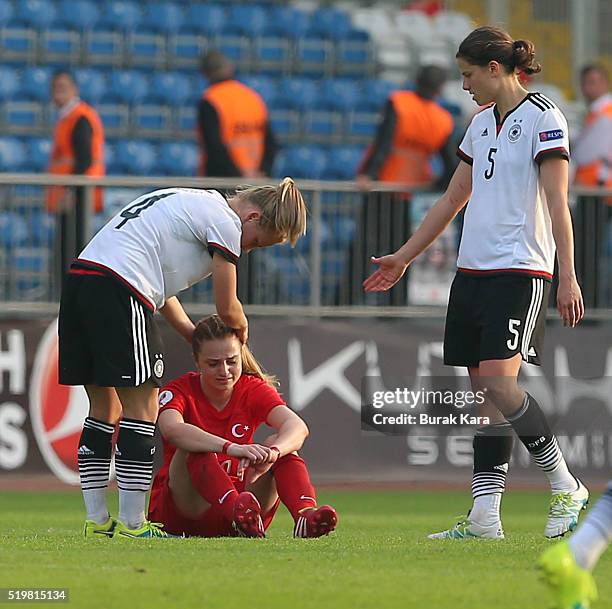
[115,418,156,528]
[472,423,514,500]
[78,417,114,522]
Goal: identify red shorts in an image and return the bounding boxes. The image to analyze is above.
[148,479,280,538]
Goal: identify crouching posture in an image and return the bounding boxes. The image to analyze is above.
[148,315,337,538]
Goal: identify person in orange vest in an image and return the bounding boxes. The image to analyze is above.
[573,64,612,190]
[197,51,277,178]
[356,65,455,190]
[348,66,455,305]
[47,70,105,285]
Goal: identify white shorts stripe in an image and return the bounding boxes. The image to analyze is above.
[135,300,151,383]
[522,279,543,361]
[130,298,141,385]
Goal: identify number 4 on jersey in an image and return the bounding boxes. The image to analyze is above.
[115,192,175,229]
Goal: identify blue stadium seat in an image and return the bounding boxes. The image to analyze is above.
[98,103,130,134]
[226,5,267,36]
[296,34,333,77]
[272,146,327,180]
[0,137,26,171]
[169,32,205,67]
[157,141,198,176]
[266,6,309,38]
[104,141,121,174]
[323,146,363,180]
[273,77,318,111]
[0,26,37,61]
[292,219,331,254]
[133,104,172,133]
[84,30,124,66]
[30,212,55,246]
[27,137,52,172]
[40,27,81,62]
[14,0,57,28]
[347,110,379,139]
[253,34,291,73]
[116,140,156,175]
[4,101,43,127]
[325,215,357,248]
[316,79,360,112]
[0,0,13,25]
[0,212,29,248]
[216,34,251,68]
[307,7,352,39]
[126,31,166,67]
[268,107,300,143]
[148,72,191,106]
[356,79,398,111]
[269,254,310,305]
[183,4,225,36]
[107,70,150,104]
[98,1,142,32]
[239,75,278,106]
[0,67,20,100]
[337,29,374,73]
[141,2,184,34]
[176,105,196,133]
[21,67,53,101]
[56,0,99,30]
[303,109,343,140]
[74,68,108,104]
[10,247,50,298]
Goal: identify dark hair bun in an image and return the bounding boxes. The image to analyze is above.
[512,39,541,75]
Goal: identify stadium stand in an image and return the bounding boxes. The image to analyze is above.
[0,1,581,303]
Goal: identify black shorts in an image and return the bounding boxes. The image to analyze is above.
[58,272,165,387]
[443,271,551,368]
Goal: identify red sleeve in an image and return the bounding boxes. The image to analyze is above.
[158,378,190,418]
[246,376,287,426]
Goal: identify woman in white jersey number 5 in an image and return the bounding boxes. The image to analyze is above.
[364,27,587,540]
[59,178,306,538]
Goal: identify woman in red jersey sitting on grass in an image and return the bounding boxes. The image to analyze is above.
[148,314,338,538]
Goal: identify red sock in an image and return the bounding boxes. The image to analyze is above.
[186,452,237,522]
[272,454,317,521]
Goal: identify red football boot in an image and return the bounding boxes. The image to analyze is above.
[232,491,265,538]
[293,505,338,538]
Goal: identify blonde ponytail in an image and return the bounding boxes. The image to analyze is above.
[234,177,307,246]
[240,344,278,388]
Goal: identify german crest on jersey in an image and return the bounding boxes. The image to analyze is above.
[508,123,522,142]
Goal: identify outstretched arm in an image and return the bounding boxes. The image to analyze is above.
[363,160,472,292]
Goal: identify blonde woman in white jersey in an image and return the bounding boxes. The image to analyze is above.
[364,27,587,540]
[58,179,306,538]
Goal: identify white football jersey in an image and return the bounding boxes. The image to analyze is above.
[456,92,570,277]
[78,188,242,310]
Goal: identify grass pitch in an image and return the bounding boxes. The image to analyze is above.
[1,489,610,609]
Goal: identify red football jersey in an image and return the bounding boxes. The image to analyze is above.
[153,372,286,489]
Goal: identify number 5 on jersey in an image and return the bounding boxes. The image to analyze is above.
[484,147,497,180]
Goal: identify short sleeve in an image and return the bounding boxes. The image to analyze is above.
[158,382,188,417]
[457,120,474,165]
[246,377,287,426]
[533,109,570,164]
[206,221,241,265]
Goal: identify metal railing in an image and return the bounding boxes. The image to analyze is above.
[0,173,611,316]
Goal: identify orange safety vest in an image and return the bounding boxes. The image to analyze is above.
[199,80,267,176]
[378,91,453,186]
[47,100,105,213]
[574,99,612,190]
